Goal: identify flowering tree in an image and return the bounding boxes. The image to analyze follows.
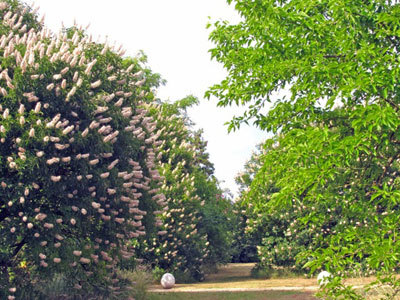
[133,98,234,282]
[0,1,166,298]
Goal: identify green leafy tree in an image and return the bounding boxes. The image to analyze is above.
[231,146,266,264]
[233,145,312,270]
[196,181,235,269]
[230,201,262,264]
[0,1,166,298]
[209,0,400,298]
[238,141,338,274]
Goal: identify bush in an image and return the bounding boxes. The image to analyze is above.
[250,265,271,280]
[118,266,154,300]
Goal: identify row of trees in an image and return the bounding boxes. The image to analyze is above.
[136,98,235,282]
[0,1,235,298]
[8,0,400,298]
[208,0,400,298]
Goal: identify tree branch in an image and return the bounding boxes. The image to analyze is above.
[12,237,26,259]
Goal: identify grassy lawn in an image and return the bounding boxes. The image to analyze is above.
[150,263,379,292]
[150,263,318,291]
[148,290,317,300]
[148,263,318,299]
[146,263,400,299]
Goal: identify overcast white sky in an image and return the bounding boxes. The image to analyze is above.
[32,0,269,198]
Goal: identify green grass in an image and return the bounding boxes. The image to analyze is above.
[151,263,317,291]
[148,290,317,300]
[148,263,318,299]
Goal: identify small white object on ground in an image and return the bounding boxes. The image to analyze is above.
[161,273,175,289]
[317,270,332,286]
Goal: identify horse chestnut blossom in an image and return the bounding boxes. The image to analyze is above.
[79,257,91,264]
[100,172,109,178]
[90,80,102,89]
[0,1,169,296]
[43,223,54,229]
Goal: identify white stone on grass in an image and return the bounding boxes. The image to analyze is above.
[161,273,175,289]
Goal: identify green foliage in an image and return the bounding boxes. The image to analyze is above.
[198,190,235,267]
[0,1,167,298]
[151,265,165,282]
[250,264,272,280]
[209,0,400,297]
[231,146,267,264]
[230,202,261,264]
[208,0,400,132]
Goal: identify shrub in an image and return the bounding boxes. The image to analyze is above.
[118,265,154,300]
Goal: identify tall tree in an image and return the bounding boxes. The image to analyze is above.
[208,0,400,298]
[0,1,166,298]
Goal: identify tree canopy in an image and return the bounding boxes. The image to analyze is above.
[208,0,400,132]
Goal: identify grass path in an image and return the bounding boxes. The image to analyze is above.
[150,263,377,292]
[147,263,386,299]
[150,263,318,292]
[149,263,318,299]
